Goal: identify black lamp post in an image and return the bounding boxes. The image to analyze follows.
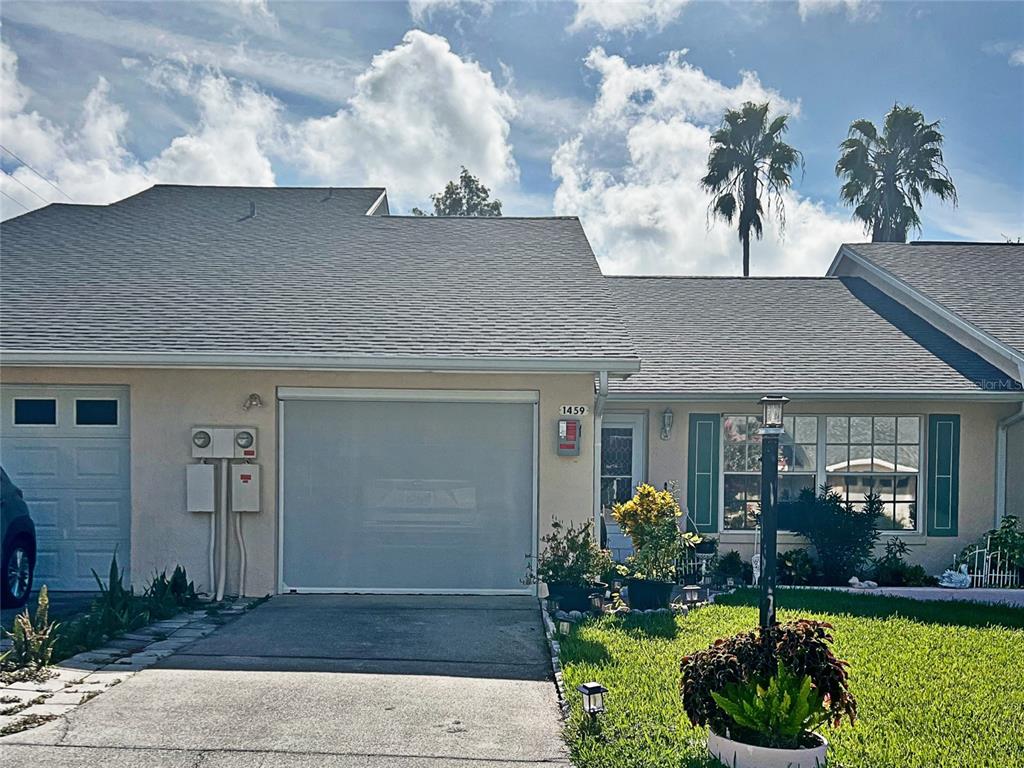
[758,395,789,629]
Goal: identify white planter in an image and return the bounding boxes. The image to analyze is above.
[707,729,827,768]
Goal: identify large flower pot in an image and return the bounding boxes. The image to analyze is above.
[708,729,827,768]
[625,578,673,610]
[546,583,595,612]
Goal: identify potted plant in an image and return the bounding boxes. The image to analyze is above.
[681,620,857,768]
[612,484,695,610]
[524,519,611,612]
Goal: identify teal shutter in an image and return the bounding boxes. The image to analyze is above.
[926,414,960,537]
[687,414,720,533]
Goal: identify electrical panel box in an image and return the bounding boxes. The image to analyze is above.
[191,426,257,459]
[231,464,260,512]
[186,463,216,512]
[557,419,582,456]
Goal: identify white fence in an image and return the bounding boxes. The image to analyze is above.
[957,537,1021,588]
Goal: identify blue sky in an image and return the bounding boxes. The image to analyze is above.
[1,0,1022,275]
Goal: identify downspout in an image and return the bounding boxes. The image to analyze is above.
[593,371,609,537]
[995,394,1024,525]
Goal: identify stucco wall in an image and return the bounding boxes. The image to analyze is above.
[1,367,597,596]
[609,398,1020,574]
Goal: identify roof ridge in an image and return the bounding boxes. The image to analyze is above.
[605,275,839,280]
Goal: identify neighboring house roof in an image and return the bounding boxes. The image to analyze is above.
[605,276,1020,397]
[832,242,1024,359]
[0,186,638,374]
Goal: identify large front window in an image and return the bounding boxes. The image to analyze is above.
[825,416,920,530]
[722,415,818,530]
[721,413,921,532]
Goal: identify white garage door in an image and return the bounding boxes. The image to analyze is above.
[0,385,131,591]
[280,388,537,594]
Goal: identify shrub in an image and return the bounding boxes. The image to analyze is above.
[144,565,200,618]
[524,519,611,587]
[680,619,857,740]
[2,586,60,671]
[872,537,938,587]
[613,484,696,582]
[778,548,818,585]
[784,486,881,585]
[714,550,753,585]
[91,550,145,635]
[710,666,831,749]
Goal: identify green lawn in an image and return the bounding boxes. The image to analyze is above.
[559,589,1024,768]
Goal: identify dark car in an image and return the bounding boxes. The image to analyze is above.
[1,467,36,608]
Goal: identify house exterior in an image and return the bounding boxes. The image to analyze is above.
[0,185,1020,595]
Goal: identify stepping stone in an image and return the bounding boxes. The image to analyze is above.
[0,688,44,704]
[7,679,65,693]
[44,691,87,706]
[21,702,77,717]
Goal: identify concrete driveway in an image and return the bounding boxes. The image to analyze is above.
[1,595,568,767]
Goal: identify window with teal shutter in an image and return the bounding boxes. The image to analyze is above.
[926,414,960,537]
[687,414,720,533]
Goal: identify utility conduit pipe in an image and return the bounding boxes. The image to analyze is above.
[216,458,228,601]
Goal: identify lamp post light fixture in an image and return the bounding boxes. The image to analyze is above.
[577,682,608,718]
[757,395,789,629]
[660,408,675,440]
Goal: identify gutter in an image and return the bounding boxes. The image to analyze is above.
[593,371,609,538]
[1,350,641,377]
[605,390,1024,402]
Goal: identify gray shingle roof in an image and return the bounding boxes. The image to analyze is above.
[842,242,1024,356]
[605,276,1019,395]
[0,187,638,372]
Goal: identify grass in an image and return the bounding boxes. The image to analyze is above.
[559,589,1024,768]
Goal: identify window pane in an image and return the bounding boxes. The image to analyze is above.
[874,444,896,471]
[779,475,815,502]
[874,475,895,503]
[894,475,917,504]
[13,399,56,425]
[897,445,919,472]
[848,444,872,471]
[875,505,897,530]
[745,446,762,472]
[846,475,875,503]
[75,399,118,426]
[826,445,848,471]
[827,417,848,443]
[797,445,816,471]
[723,416,746,443]
[850,416,873,444]
[780,444,795,472]
[825,475,847,498]
[873,416,896,444]
[897,417,920,445]
[894,502,917,530]
[794,416,818,444]
[601,428,633,476]
[723,444,744,472]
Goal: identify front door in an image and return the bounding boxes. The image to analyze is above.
[600,413,646,560]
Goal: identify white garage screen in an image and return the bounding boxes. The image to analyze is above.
[281,393,536,593]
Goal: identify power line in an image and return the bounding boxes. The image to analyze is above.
[1,189,30,212]
[2,169,49,205]
[0,144,73,201]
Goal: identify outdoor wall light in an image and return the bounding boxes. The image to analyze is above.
[660,408,674,440]
[577,682,608,717]
[759,395,789,432]
[242,393,264,411]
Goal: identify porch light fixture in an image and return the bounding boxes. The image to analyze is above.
[759,396,789,432]
[660,408,674,440]
[577,682,608,717]
[242,393,264,411]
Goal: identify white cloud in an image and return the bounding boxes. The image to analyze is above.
[0,42,281,218]
[1010,48,1024,66]
[569,0,689,34]
[551,47,862,276]
[409,0,493,24]
[797,0,878,22]
[288,30,517,211]
[922,168,1024,243]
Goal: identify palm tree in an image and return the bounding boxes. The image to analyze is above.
[701,102,803,277]
[835,104,957,242]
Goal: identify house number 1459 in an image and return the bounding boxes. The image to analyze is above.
[559,405,589,416]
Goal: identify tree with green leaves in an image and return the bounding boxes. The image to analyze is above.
[700,101,803,277]
[835,104,957,242]
[411,167,503,216]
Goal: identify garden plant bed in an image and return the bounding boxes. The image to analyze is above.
[558,588,1024,768]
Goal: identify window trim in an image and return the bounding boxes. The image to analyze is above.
[73,397,120,427]
[12,397,59,427]
[718,412,926,536]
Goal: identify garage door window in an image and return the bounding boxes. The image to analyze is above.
[75,399,119,426]
[13,398,57,425]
